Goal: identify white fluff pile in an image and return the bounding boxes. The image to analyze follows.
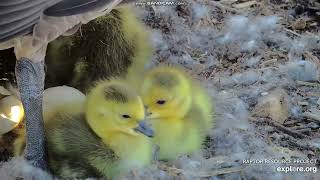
[0,157,53,180]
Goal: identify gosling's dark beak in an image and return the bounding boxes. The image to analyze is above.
[134,120,154,138]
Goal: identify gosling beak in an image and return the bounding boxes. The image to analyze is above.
[134,120,154,138]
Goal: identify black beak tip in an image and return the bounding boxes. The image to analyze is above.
[146,131,154,138]
[134,121,154,138]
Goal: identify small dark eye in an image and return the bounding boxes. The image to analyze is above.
[122,115,131,118]
[156,100,166,105]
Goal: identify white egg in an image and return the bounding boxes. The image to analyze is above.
[0,96,24,135]
[43,86,86,123]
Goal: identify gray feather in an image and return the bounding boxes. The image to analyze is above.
[0,0,47,15]
[0,0,119,43]
[0,21,35,42]
[0,0,30,6]
[44,0,113,16]
[0,11,40,35]
[0,4,45,26]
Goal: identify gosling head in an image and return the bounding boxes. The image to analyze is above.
[86,80,154,139]
[141,67,192,120]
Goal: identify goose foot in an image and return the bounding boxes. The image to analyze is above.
[15,58,48,171]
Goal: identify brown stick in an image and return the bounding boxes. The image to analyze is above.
[249,117,308,139]
[195,167,244,177]
[208,1,242,14]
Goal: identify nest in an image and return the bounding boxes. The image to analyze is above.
[0,0,319,179]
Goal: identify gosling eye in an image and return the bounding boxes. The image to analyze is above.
[122,114,131,119]
[156,100,166,105]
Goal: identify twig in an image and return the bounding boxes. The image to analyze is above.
[291,125,307,130]
[195,167,244,177]
[156,163,183,176]
[304,51,320,64]
[99,40,108,46]
[260,58,277,67]
[286,136,314,151]
[283,120,299,126]
[295,128,312,134]
[296,81,320,88]
[303,111,320,123]
[249,117,308,139]
[283,28,302,37]
[269,120,308,138]
[257,66,279,73]
[206,155,234,164]
[208,1,241,14]
[232,1,258,9]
